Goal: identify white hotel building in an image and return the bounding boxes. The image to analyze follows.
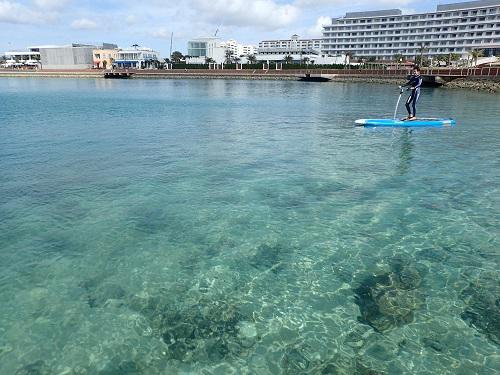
[221,39,257,56]
[322,0,500,61]
[259,34,323,51]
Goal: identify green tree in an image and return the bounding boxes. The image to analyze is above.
[434,54,448,66]
[284,55,294,64]
[205,57,215,64]
[247,54,257,64]
[233,56,241,64]
[469,49,483,66]
[225,50,234,64]
[301,56,310,65]
[102,60,107,69]
[416,44,428,66]
[415,56,430,67]
[448,53,460,65]
[170,51,184,63]
[393,53,405,63]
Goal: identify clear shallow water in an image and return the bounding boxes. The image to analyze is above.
[0,78,499,374]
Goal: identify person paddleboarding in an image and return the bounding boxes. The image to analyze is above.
[400,66,423,121]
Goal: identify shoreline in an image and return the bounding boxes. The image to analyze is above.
[0,70,498,93]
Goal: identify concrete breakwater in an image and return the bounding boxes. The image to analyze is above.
[0,69,498,93]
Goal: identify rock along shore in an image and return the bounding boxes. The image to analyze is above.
[441,77,500,93]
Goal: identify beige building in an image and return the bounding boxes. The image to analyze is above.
[93,49,119,69]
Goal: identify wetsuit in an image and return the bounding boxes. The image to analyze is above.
[403,74,423,118]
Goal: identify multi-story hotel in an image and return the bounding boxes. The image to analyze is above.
[322,0,500,61]
[221,39,257,57]
[259,34,323,52]
[256,34,339,64]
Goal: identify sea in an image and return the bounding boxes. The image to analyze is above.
[0,78,499,374]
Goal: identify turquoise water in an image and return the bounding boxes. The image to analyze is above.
[0,78,499,374]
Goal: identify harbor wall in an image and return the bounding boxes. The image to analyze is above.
[0,68,498,92]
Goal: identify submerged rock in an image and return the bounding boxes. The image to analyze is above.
[250,243,288,273]
[281,346,312,374]
[155,298,252,362]
[82,282,127,308]
[460,276,500,345]
[281,347,383,375]
[353,261,422,332]
[15,360,49,375]
[99,360,140,375]
[422,337,444,352]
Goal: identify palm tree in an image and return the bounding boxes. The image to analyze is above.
[469,49,483,67]
[449,53,460,65]
[393,53,405,66]
[284,55,293,64]
[301,56,310,66]
[435,54,447,67]
[416,43,428,66]
[247,54,257,64]
[225,50,234,64]
[233,56,241,64]
[205,57,215,64]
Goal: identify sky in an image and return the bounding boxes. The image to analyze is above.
[1,0,471,57]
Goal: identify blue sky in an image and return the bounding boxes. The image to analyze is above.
[1,0,470,57]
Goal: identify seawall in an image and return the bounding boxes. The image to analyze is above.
[0,69,498,93]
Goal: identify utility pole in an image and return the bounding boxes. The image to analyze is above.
[169,32,173,59]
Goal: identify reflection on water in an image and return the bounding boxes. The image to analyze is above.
[0,78,499,374]
[397,130,414,175]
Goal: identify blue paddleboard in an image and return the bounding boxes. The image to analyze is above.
[355,118,456,127]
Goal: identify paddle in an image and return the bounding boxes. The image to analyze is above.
[394,86,405,120]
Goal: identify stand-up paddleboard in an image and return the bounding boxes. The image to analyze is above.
[355,118,456,128]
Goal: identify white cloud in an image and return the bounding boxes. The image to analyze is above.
[71,18,97,29]
[295,0,413,6]
[150,27,171,39]
[193,0,299,30]
[125,14,136,25]
[33,0,68,9]
[0,0,55,24]
[306,16,331,36]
